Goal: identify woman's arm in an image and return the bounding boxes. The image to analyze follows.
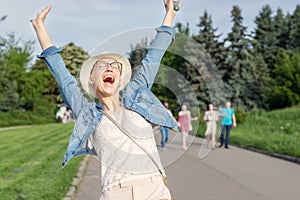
[204,111,208,121]
[31,6,54,51]
[128,0,183,89]
[162,0,183,27]
[31,6,88,118]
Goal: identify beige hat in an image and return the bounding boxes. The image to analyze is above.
[79,52,132,98]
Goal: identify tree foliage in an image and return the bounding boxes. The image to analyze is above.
[2,3,300,127]
[253,5,278,72]
[128,4,300,111]
[267,51,300,109]
[189,11,226,109]
[31,42,89,103]
[221,6,269,109]
[290,5,300,51]
[0,33,37,111]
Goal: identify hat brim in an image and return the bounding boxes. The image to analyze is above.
[79,52,132,98]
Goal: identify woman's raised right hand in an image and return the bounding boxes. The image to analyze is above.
[31,6,51,30]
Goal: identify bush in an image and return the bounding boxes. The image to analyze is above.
[266,86,300,110]
[234,107,247,124]
[0,99,56,127]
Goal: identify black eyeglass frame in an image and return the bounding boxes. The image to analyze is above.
[90,61,122,75]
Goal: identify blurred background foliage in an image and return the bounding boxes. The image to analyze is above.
[1,4,300,127]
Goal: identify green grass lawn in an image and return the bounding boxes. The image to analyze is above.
[1,106,300,199]
[0,123,83,200]
[231,108,300,157]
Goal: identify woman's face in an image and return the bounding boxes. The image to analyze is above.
[182,105,187,111]
[89,58,122,98]
[209,104,214,111]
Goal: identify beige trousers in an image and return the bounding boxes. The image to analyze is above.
[100,175,171,200]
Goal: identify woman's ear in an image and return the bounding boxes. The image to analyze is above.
[89,76,94,87]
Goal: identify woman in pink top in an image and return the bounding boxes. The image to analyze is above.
[178,104,195,150]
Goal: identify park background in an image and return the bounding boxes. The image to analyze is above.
[1,1,300,199]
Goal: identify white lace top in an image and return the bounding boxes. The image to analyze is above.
[91,107,163,191]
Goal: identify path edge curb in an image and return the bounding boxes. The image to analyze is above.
[63,156,90,200]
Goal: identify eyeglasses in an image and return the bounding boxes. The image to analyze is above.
[90,61,122,74]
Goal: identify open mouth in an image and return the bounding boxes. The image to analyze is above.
[103,75,115,84]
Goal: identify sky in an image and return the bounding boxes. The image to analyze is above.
[1,0,299,57]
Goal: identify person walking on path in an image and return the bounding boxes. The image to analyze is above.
[218,101,236,149]
[204,103,219,149]
[31,1,182,199]
[160,102,176,151]
[178,104,197,150]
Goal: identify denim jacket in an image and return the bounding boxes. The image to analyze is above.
[38,26,178,167]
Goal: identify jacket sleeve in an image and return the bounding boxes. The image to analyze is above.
[129,26,175,90]
[37,46,89,118]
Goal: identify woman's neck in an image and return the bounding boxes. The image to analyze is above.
[98,94,121,114]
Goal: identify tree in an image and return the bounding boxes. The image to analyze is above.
[187,11,226,108]
[0,33,36,110]
[194,11,226,66]
[31,42,89,103]
[223,5,269,109]
[289,5,300,51]
[267,51,300,109]
[60,42,89,76]
[274,8,291,50]
[253,5,278,72]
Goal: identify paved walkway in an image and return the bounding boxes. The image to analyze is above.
[67,130,300,200]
